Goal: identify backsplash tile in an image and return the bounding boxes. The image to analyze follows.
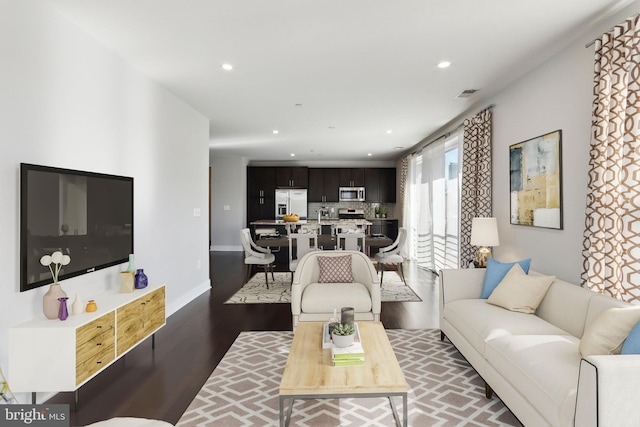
[308,202,396,219]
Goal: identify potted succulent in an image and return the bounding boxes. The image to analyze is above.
[379,204,388,218]
[331,323,355,348]
[374,206,381,218]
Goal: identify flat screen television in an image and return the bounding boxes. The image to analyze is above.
[20,163,133,292]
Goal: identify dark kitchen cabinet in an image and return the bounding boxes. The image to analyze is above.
[338,168,365,187]
[276,167,308,188]
[247,167,276,224]
[365,168,396,203]
[308,168,340,203]
[379,168,396,203]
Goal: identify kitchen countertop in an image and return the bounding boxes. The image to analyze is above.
[250,218,372,226]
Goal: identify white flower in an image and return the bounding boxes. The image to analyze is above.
[40,251,71,283]
[51,251,63,264]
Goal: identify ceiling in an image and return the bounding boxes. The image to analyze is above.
[47,0,634,162]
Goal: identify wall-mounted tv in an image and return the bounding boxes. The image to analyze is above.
[20,163,133,292]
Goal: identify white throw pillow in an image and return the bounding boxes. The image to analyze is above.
[579,306,640,357]
[486,264,555,314]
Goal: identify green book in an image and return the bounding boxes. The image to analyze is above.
[333,357,365,366]
[331,342,364,359]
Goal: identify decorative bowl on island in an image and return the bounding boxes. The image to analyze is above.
[283,213,300,222]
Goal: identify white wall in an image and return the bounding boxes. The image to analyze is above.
[209,154,247,251]
[487,4,639,281]
[0,1,211,402]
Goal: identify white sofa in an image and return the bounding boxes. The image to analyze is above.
[291,250,381,330]
[439,268,640,427]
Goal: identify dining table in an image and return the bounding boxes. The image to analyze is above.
[256,234,393,251]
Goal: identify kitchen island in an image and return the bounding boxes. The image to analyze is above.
[250,218,372,227]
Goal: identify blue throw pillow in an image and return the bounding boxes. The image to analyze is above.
[480,257,532,299]
[621,321,640,354]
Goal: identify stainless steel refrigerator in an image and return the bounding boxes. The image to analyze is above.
[275,189,308,219]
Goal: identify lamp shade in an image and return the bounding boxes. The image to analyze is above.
[470,217,499,247]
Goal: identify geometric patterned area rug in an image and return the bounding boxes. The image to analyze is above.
[224,272,422,304]
[177,329,521,427]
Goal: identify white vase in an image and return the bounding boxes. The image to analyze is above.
[43,284,67,319]
[72,293,83,315]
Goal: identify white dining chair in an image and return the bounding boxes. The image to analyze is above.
[240,228,275,288]
[375,228,407,285]
[288,232,318,283]
[337,231,366,252]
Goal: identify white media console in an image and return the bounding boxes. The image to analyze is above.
[9,283,166,406]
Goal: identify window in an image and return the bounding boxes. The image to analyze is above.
[405,131,461,272]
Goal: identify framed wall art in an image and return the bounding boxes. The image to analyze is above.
[509,129,562,229]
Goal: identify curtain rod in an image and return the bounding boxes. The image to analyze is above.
[585,12,640,48]
[585,26,614,48]
[410,104,495,156]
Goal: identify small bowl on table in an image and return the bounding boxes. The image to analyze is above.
[282,214,300,222]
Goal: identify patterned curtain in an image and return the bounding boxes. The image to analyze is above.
[582,14,640,303]
[459,108,493,267]
[398,156,409,227]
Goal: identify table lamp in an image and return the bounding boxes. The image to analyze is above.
[470,217,499,267]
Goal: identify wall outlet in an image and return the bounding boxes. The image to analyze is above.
[223,205,230,211]
[197,259,201,270]
[193,208,201,217]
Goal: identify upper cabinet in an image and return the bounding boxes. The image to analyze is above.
[247,167,276,198]
[247,167,277,224]
[365,168,396,203]
[276,167,308,188]
[308,168,340,202]
[338,168,365,187]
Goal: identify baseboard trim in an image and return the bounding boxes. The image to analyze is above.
[210,245,243,252]
[167,279,211,316]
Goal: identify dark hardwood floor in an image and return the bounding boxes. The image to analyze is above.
[47,251,438,426]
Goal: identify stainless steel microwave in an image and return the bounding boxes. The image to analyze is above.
[339,187,365,202]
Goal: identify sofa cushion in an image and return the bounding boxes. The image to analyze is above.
[481,258,532,298]
[443,299,571,355]
[579,306,640,356]
[317,255,353,283]
[487,264,555,313]
[485,334,581,427]
[301,282,372,313]
[535,277,593,339]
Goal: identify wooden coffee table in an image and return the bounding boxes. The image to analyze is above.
[279,322,408,427]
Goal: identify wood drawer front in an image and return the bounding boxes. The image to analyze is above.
[76,313,115,385]
[76,341,115,386]
[143,287,165,334]
[116,298,145,356]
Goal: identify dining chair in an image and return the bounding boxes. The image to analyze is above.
[288,232,318,283]
[337,231,366,252]
[375,228,407,285]
[240,228,275,288]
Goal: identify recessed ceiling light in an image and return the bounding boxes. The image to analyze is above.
[290,153,295,157]
[437,61,451,69]
[272,130,279,134]
[367,153,372,156]
[221,63,233,71]
[386,130,393,134]
[393,146,404,150]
